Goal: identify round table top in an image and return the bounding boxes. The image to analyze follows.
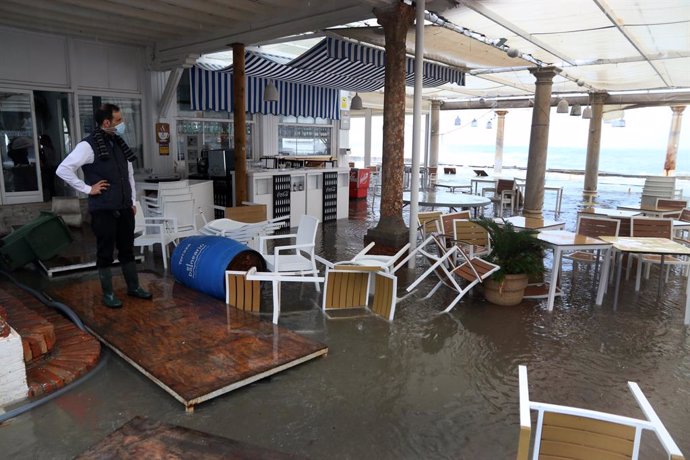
[402,191,491,208]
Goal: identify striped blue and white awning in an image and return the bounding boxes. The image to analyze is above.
[290,37,465,88]
[190,36,465,118]
[190,68,341,119]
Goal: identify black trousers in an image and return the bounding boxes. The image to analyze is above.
[91,208,135,268]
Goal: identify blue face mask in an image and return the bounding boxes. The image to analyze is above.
[114,122,126,136]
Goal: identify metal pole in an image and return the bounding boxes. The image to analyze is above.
[408,0,424,268]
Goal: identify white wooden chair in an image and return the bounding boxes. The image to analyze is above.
[417,211,443,239]
[517,365,684,460]
[259,214,320,291]
[132,200,176,270]
[225,267,324,324]
[346,241,411,274]
[563,215,620,269]
[393,235,500,313]
[161,193,199,245]
[322,265,397,321]
[452,218,491,259]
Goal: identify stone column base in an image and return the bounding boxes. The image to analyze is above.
[364,219,410,256]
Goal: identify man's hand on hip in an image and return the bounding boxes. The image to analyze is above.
[89,180,109,195]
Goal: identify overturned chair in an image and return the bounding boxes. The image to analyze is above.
[322,264,398,321]
[393,235,499,313]
[517,365,684,460]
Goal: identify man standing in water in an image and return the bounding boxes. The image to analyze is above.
[57,103,152,308]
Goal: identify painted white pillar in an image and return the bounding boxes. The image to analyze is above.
[429,100,441,168]
[364,108,373,167]
[664,106,685,176]
[494,110,508,174]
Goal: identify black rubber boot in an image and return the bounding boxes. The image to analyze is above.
[98,267,123,308]
[121,261,152,300]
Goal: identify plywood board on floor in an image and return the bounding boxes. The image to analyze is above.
[76,416,304,459]
[48,273,327,411]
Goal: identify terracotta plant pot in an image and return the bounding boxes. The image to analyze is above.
[483,274,529,306]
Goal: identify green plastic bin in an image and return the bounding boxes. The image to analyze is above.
[0,212,73,271]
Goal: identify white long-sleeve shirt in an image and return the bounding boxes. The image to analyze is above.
[56,140,136,205]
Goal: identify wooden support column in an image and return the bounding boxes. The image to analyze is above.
[232,43,247,204]
[664,105,685,176]
[429,100,441,168]
[523,67,558,219]
[364,2,416,254]
[494,110,508,174]
[583,92,607,202]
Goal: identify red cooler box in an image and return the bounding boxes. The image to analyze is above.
[349,168,371,199]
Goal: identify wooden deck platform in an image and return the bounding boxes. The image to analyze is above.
[48,273,328,411]
[76,416,304,459]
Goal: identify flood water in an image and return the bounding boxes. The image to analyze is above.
[1,171,689,459]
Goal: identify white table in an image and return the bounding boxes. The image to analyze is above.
[402,191,490,214]
[497,216,566,231]
[537,231,613,311]
[599,236,690,325]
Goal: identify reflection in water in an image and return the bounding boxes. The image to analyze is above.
[1,179,689,459]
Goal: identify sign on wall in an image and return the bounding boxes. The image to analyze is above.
[156,122,170,156]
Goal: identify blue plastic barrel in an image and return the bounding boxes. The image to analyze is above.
[171,236,265,300]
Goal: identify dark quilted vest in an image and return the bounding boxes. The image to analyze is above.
[81,133,132,212]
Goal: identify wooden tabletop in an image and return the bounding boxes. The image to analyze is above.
[579,207,642,218]
[599,236,690,254]
[498,216,565,230]
[537,230,611,247]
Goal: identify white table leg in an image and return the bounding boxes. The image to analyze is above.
[547,247,562,311]
[596,247,611,305]
[685,270,690,325]
[272,280,281,324]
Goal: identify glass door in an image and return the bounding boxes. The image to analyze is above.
[34,90,74,199]
[0,91,42,204]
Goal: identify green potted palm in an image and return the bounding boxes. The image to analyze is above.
[476,218,545,306]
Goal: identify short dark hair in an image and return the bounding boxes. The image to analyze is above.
[94,103,121,127]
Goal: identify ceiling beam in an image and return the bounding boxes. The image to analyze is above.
[55,0,208,31]
[441,91,690,110]
[0,9,162,43]
[152,3,374,70]
[591,0,671,87]
[108,0,233,28]
[158,0,253,21]
[1,0,192,37]
[462,0,576,66]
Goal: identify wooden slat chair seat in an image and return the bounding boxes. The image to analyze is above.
[564,216,620,269]
[656,198,688,219]
[440,210,472,236]
[517,365,684,460]
[226,268,324,324]
[453,219,491,259]
[392,235,500,313]
[322,265,397,321]
[417,211,443,238]
[628,217,690,288]
[225,270,261,313]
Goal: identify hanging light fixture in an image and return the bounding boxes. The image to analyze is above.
[582,106,592,119]
[454,116,461,126]
[556,98,569,113]
[264,80,279,102]
[570,104,582,117]
[486,119,493,129]
[612,118,626,128]
[470,118,478,128]
[350,93,363,110]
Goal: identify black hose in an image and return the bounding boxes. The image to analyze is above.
[0,270,85,330]
[0,269,105,423]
